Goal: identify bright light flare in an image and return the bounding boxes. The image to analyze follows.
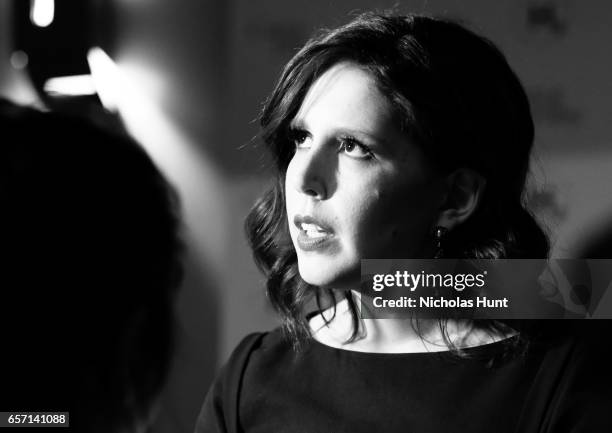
[30,0,55,28]
[43,75,97,96]
[87,48,123,111]
[86,47,229,270]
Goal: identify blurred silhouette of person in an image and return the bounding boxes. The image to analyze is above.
[0,98,183,432]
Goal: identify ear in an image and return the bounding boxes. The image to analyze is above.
[436,168,486,230]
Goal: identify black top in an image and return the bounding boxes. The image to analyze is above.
[195,324,612,433]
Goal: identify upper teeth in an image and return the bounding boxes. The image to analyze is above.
[301,223,325,234]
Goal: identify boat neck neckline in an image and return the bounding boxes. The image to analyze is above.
[307,332,520,358]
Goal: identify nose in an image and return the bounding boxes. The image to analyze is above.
[289,143,335,200]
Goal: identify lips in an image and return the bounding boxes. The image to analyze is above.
[293,214,336,252]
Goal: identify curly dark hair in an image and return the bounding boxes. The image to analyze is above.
[245,12,549,349]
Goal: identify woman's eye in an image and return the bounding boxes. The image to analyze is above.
[339,137,372,159]
[288,128,311,149]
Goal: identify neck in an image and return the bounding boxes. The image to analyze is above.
[308,292,514,353]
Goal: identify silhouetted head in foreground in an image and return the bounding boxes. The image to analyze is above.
[0,99,183,432]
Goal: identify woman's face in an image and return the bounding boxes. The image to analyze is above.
[285,62,445,289]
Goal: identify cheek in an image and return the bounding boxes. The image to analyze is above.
[284,173,299,236]
[355,182,437,255]
[284,165,297,210]
[284,160,294,195]
[344,187,396,247]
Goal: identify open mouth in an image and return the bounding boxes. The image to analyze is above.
[299,222,330,239]
[293,215,335,251]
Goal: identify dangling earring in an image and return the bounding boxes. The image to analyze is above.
[433,226,448,259]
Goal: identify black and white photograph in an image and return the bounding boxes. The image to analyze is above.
[1,1,612,432]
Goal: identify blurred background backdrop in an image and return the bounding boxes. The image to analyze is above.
[1,0,611,431]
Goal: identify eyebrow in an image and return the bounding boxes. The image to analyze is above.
[288,118,306,130]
